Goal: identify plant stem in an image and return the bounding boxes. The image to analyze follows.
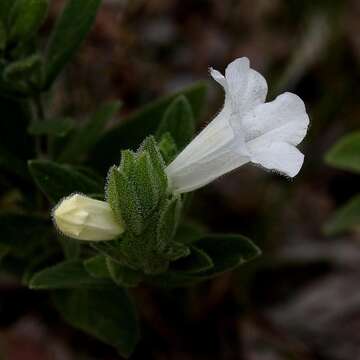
[31,94,47,209]
[32,94,45,158]
[34,94,45,121]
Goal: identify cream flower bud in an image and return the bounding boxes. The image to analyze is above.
[53,194,124,241]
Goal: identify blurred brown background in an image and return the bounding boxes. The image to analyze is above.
[1,0,360,359]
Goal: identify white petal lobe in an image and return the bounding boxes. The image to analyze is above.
[241,92,309,145]
[210,67,227,88]
[224,57,268,116]
[250,142,305,177]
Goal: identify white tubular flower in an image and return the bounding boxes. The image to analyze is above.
[166,57,310,193]
[53,194,124,241]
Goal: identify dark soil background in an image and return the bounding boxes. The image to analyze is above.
[1,0,359,359]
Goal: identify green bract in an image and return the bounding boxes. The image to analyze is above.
[105,136,189,275]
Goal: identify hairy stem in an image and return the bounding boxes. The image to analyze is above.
[32,94,45,158]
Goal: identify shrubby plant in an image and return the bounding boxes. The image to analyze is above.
[0,0,310,357]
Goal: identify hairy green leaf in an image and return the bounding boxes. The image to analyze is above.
[45,0,102,87]
[58,101,121,162]
[84,255,110,278]
[148,235,260,287]
[9,0,48,43]
[157,196,182,250]
[324,194,360,235]
[156,95,195,151]
[161,241,190,262]
[0,1,14,24]
[4,54,42,84]
[195,234,261,277]
[158,132,178,164]
[29,260,111,289]
[171,246,213,273]
[174,222,206,244]
[325,131,360,173]
[21,248,59,285]
[53,288,139,358]
[28,160,102,203]
[28,118,74,137]
[106,257,142,287]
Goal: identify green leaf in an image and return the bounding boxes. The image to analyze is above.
[171,246,213,273]
[45,0,102,88]
[84,255,110,278]
[174,222,206,244]
[4,54,42,83]
[324,194,360,235]
[0,21,6,50]
[158,132,178,164]
[9,0,49,43]
[29,260,112,289]
[325,131,360,173]
[106,257,142,287]
[90,82,208,172]
[90,241,129,266]
[28,118,74,137]
[161,241,190,262]
[73,166,104,186]
[21,248,58,285]
[156,95,195,151]
[53,288,139,357]
[57,101,121,163]
[157,196,182,250]
[28,160,102,203]
[0,1,14,24]
[148,235,260,288]
[195,234,261,277]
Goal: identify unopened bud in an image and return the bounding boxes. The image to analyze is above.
[53,194,124,241]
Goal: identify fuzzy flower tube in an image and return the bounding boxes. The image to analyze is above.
[53,57,310,242]
[166,57,310,193]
